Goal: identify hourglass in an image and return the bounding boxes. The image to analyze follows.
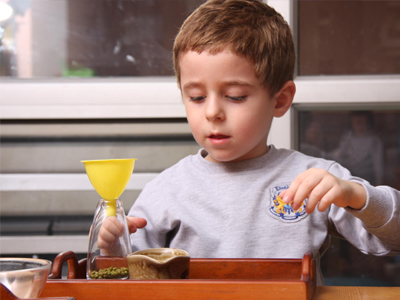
[82,158,136,279]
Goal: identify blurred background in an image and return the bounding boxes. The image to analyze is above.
[1,0,399,285]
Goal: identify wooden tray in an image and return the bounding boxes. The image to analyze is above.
[41,251,316,300]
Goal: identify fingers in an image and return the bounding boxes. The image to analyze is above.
[98,217,124,249]
[305,179,337,213]
[293,171,324,211]
[98,216,147,250]
[127,216,147,233]
[281,168,342,214]
[282,168,323,208]
[314,186,340,212]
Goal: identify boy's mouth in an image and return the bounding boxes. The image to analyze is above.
[209,134,229,139]
[208,134,230,145]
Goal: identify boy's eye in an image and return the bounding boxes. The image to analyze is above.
[227,95,247,101]
[190,96,205,102]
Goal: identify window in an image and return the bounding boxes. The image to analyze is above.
[296,107,400,188]
[1,0,204,78]
[281,0,400,287]
[0,0,203,261]
[294,104,400,287]
[298,0,400,76]
[0,119,198,260]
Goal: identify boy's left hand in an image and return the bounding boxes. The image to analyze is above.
[280,168,367,214]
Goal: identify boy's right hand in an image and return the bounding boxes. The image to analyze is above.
[98,216,147,251]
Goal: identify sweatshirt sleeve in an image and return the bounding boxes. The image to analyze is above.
[327,162,400,255]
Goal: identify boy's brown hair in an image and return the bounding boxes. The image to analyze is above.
[173,0,295,97]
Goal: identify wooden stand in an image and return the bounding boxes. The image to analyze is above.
[39,251,316,300]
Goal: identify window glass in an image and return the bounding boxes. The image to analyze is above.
[0,0,204,78]
[296,106,400,286]
[298,109,400,187]
[298,0,400,75]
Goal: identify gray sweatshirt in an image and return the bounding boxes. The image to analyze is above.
[128,146,400,285]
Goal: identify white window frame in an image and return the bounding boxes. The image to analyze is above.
[0,77,185,119]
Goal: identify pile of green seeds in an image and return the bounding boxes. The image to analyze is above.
[90,267,129,279]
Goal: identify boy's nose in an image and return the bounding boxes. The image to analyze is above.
[205,97,225,121]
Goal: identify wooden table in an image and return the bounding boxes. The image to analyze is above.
[314,286,400,299]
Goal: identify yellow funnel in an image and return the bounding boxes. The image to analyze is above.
[82,159,136,216]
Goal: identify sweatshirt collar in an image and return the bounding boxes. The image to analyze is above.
[193,145,279,174]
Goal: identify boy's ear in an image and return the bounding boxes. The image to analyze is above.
[273,81,296,118]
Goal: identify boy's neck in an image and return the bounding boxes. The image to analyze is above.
[204,145,270,163]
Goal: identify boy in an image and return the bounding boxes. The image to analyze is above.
[99,0,400,285]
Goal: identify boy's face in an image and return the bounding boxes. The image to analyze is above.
[179,49,278,163]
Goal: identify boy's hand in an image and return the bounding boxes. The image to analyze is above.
[98,216,147,251]
[280,168,367,214]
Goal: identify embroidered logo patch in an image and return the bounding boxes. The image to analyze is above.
[267,184,308,223]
